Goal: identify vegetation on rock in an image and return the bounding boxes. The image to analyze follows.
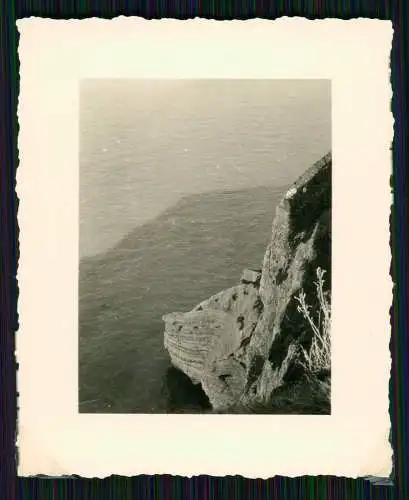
[163,152,332,414]
[295,267,331,375]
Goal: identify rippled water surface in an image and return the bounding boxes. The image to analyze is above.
[79,79,331,413]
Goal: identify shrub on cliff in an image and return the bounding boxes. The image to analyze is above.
[295,267,331,375]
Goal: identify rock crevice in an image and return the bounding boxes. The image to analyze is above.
[163,152,332,411]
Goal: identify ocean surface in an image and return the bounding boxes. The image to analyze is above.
[79,79,331,413]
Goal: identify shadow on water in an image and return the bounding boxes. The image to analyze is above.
[78,185,286,413]
[162,367,212,413]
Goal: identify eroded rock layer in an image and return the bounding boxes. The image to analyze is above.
[163,152,331,411]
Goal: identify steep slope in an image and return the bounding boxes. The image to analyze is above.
[163,152,332,412]
[79,185,284,413]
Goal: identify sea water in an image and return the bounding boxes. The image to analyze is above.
[79,79,331,413]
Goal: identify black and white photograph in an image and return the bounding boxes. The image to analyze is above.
[79,79,332,415]
[16,17,393,478]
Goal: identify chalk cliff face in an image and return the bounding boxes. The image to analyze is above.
[163,152,332,411]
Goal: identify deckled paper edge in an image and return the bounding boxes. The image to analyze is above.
[15,17,393,478]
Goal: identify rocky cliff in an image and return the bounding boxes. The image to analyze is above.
[163,152,332,413]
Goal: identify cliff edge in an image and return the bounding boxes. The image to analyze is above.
[163,152,332,413]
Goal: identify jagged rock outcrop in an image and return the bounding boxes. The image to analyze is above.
[163,152,332,411]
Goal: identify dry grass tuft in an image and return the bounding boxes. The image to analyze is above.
[295,267,331,374]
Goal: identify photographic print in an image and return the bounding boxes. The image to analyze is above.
[78,79,332,414]
[16,17,392,478]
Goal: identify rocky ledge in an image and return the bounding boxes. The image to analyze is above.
[163,152,332,412]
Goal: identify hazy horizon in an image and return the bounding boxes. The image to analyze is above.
[80,79,331,259]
